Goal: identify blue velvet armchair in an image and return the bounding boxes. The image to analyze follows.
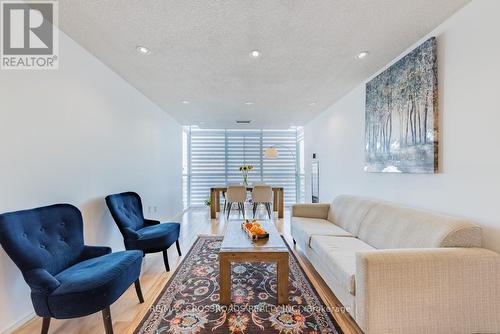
[0,204,144,334]
[105,192,181,272]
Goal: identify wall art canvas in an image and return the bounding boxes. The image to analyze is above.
[365,37,438,173]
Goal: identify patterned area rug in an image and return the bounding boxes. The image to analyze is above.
[135,236,342,334]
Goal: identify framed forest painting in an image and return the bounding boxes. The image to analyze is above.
[365,37,438,173]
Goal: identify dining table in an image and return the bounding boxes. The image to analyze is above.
[209,185,284,219]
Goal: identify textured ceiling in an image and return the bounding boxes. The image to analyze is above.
[57,0,469,128]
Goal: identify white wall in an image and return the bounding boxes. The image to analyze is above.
[0,30,183,332]
[305,0,500,253]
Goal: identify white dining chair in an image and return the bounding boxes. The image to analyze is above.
[251,184,273,219]
[225,185,247,219]
[222,183,241,214]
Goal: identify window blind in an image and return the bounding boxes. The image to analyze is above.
[185,127,302,207]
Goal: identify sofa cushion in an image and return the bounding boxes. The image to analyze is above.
[291,217,353,246]
[327,195,377,235]
[357,202,482,249]
[310,236,374,295]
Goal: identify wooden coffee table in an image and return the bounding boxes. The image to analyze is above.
[219,221,289,305]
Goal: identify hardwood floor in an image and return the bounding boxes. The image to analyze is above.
[13,206,362,334]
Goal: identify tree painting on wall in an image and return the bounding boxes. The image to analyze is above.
[365,37,438,173]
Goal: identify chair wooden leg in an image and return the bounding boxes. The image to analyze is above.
[163,250,170,272]
[176,239,182,256]
[102,306,114,334]
[241,202,245,219]
[41,317,50,334]
[134,279,144,303]
[293,238,296,245]
[253,203,257,218]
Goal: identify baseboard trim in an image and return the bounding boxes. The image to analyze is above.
[171,207,190,221]
[1,312,35,334]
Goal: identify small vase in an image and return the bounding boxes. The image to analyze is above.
[242,175,248,187]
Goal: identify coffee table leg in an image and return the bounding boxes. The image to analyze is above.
[219,254,231,304]
[277,254,289,304]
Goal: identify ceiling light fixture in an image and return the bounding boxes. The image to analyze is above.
[136,46,151,55]
[357,51,370,59]
[244,102,254,105]
[181,100,190,104]
[250,50,261,58]
[309,102,317,106]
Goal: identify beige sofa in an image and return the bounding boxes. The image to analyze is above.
[291,195,500,334]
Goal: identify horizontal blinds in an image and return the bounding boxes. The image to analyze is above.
[189,129,226,206]
[227,130,262,185]
[188,127,299,206]
[262,130,297,205]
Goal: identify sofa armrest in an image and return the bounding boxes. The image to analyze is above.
[291,203,330,219]
[80,245,112,261]
[144,219,161,227]
[355,248,500,333]
[23,268,61,294]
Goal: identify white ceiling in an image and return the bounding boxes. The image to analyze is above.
[57,0,469,129]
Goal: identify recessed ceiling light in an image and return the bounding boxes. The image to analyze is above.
[309,102,317,106]
[181,100,190,104]
[357,51,370,59]
[250,50,261,58]
[244,102,254,105]
[136,46,151,55]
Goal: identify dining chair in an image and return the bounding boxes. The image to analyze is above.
[0,204,144,334]
[225,185,247,219]
[222,184,239,214]
[252,184,274,219]
[105,192,181,272]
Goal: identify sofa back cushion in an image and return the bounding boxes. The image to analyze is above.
[327,195,377,235]
[357,201,482,249]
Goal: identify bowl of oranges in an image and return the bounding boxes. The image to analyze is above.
[242,220,269,240]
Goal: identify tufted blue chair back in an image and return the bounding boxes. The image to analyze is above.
[0,204,85,276]
[105,192,145,240]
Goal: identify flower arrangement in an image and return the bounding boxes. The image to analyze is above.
[239,165,253,186]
